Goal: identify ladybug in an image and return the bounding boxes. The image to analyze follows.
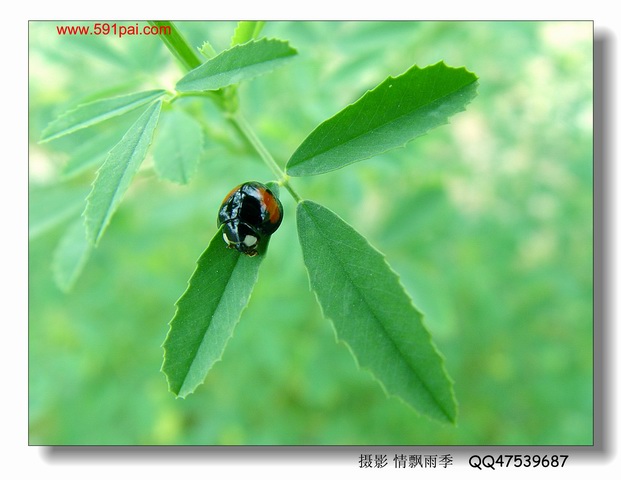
[217,181,283,256]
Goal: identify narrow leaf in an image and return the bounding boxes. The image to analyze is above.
[231,21,265,46]
[29,184,88,240]
[297,200,456,423]
[152,109,203,184]
[176,38,297,92]
[52,218,94,292]
[84,100,162,245]
[61,120,134,179]
[162,227,268,398]
[40,90,167,143]
[287,61,478,176]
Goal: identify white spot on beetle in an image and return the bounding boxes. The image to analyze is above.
[243,235,257,247]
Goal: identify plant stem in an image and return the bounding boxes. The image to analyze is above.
[229,113,302,203]
[148,21,202,71]
[152,21,302,202]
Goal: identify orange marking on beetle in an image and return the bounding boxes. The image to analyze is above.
[222,184,241,205]
[261,189,281,223]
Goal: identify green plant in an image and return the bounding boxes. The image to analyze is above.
[38,21,478,424]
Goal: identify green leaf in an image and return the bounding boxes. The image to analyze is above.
[297,200,456,423]
[198,41,217,60]
[60,118,136,179]
[231,21,265,46]
[162,227,269,398]
[286,61,478,176]
[29,184,89,240]
[52,218,94,292]
[175,38,297,92]
[84,100,162,245]
[152,109,203,184]
[40,90,167,143]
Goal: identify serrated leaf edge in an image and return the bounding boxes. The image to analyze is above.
[83,100,162,245]
[161,229,269,398]
[152,110,204,185]
[231,21,265,46]
[298,200,457,423]
[161,251,244,398]
[40,89,167,143]
[287,61,479,176]
[176,37,298,92]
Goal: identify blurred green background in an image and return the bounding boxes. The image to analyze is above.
[28,21,593,445]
